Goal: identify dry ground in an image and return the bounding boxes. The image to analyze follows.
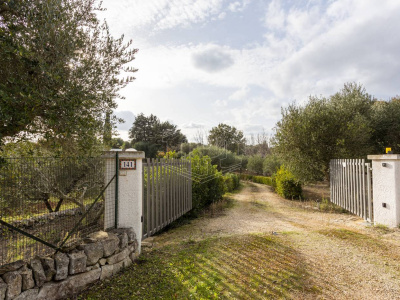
[151,182,400,299]
[82,182,400,299]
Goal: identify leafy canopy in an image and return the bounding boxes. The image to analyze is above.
[0,0,137,150]
[208,123,246,155]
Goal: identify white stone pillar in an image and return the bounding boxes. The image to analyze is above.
[104,149,145,251]
[367,154,400,227]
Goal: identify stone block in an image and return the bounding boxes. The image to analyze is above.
[99,258,107,266]
[101,234,119,257]
[37,269,101,300]
[122,257,132,268]
[29,259,46,288]
[0,261,25,276]
[111,228,136,244]
[68,251,87,275]
[18,266,34,291]
[129,250,139,262]
[3,271,22,300]
[40,257,55,282]
[84,231,108,243]
[100,265,113,281]
[78,242,103,266]
[112,260,124,275]
[0,278,8,300]
[14,289,38,300]
[106,248,130,265]
[118,233,128,249]
[54,253,69,281]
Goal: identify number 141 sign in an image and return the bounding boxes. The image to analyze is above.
[119,159,136,170]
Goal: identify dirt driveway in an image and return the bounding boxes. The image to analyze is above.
[150,182,400,300]
[82,182,400,299]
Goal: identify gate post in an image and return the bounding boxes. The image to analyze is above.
[367,154,400,227]
[104,149,145,251]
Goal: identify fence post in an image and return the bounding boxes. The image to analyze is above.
[367,154,400,227]
[104,149,145,251]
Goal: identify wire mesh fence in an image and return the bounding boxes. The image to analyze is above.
[0,156,116,266]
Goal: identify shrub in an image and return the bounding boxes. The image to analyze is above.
[239,174,272,186]
[222,173,240,192]
[247,155,264,175]
[274,166,302,199]
[190,153,225,211]
[263,154,281,176]
[191,146,244,172]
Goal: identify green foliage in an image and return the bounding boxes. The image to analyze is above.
[180,143,200,154]
[190,146,244,172]
[222,173,240,193]
[129,113,187,153]
[240,174,273,186]
[370,97,400,153]
[273,83,374,182]
[190,153,225,211]
[263,154,281,176]
[0,0,137,148]
[274,166,302,200]
[133,142,161,158]
[208,123,246,155]
[247,155,264,175]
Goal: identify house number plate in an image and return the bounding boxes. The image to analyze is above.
[119,159,136,170]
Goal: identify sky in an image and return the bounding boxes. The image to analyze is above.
[98,0,400,143]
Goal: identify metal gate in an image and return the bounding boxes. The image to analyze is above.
[142,158,192,239]
[330,159,373,221]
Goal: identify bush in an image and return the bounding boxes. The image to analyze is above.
[190,153,225,211]
[263,154,281,176]
[191,146,244,172]
[247,155,264,175]
[274,166,302,199]
[239,174,272,186]
[222,173,240,193]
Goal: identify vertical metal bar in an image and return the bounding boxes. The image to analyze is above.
[330,160,333,205]
[367,163,373,222]
[146,160,150,238]
[115,152,119,228]
[189,160,192,210]
[151,159,155,234]
[362,159,366,220]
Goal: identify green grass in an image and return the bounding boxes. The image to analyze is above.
[80,234,319,299]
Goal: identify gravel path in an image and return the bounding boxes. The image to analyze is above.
[153,182,400,299]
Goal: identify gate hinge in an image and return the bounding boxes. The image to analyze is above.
[141,216,143,222]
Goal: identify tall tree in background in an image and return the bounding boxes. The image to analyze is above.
[208,123,246,154]
[273,83,374,182]
[129,113,187,156]
[0,0,137,151]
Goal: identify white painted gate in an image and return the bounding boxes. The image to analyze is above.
[330,159,373,222]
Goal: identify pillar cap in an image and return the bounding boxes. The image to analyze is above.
[367,154,400,160]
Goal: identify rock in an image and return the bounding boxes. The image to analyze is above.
[100,265,113,281]
[14,289,38,300]
[86,263,100,272]
[0,261,25,275]
[3,271,22,300]
[129,250,139,262]
[29,259,46,288]
[118,233,128,249]
[110,228,136,243]
[0,278,8,300]
[106,248,130,265]
[68,251,87,275]
[18,266,34,291]
[54,252,69,281]
[83,231,109,243]
[112,260,124,275]
[78,242,103,266]
[122,257,132,268]
[40,257,56,282]
[99,258,107,266]
[37,269,101,300]
[101,234,119,257]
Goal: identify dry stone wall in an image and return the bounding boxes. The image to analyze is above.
[0,228,139,300]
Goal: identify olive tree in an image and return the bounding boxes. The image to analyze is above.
[0,0,137,150]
